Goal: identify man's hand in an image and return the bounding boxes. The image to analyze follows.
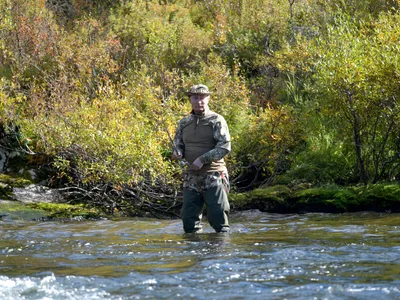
[171,149,182,160]
[191,157,204,170]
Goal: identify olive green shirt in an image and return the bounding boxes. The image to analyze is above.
[173,109,231,174]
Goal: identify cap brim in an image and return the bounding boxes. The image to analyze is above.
[186,92,212,96]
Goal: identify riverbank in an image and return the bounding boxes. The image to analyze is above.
[1,172,400,221]
[0,173,104,221]
[0,200,103,222]
[230,184,400,213]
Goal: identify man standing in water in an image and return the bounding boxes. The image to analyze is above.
[172,84,231,233]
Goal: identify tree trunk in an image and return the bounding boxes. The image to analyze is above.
[347,92,368,184]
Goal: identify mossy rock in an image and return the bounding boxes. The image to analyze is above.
[230,185,292,212]
[292,186,360,212]
[0,173,32,188]
[231,183,400,213]
[27,202,103,219]
[0,182,13,199]
[0,200,103,221]
[354,184,400,212]
[0,200,49,221]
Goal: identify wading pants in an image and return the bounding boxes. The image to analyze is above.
[181,185,230,233]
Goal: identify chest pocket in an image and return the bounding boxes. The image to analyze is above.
[183,120,215,145]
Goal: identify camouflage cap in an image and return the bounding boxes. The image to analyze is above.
[186,84,212,96]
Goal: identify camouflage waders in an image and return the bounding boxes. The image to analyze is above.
[181,172,230,233]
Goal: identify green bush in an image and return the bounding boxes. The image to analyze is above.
[1,0,400,214]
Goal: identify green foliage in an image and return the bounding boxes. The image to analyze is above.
[275,8,400,185]
[1,0,400,213]
[110,1,212,72]
[35,80,177,185]
[356,184,400,210]
[279,151,353,186]
[277,119,356,186]
[184,53,251,138]
[310,13,400,183]
[214,0,290,84]
[233,104,305,189]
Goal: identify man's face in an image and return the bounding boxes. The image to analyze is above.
[190,94,210,113]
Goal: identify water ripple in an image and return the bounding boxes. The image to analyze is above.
[1,211,400,299]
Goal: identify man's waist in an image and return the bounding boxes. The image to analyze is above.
[183,170,229,192]
[185,162,227,175]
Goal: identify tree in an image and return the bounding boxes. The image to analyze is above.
[288,12,400,184]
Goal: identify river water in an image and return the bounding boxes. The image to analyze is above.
[1,210,400,299]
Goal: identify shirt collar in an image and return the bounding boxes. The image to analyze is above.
[191,106,210,117]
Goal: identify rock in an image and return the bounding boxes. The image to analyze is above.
[13,184,62,203]
[27,169,37,180]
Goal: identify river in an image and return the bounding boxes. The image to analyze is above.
[1,210,400,299]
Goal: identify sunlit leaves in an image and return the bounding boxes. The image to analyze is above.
[110,1,212,73]
[277,9,400,183]
[2,0,400,192]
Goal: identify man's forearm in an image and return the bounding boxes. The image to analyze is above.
[200,148,229,164]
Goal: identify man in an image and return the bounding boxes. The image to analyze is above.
[172,84,231,233]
